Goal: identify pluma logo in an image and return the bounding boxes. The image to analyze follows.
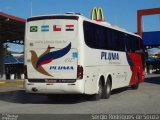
[30,43,71,76]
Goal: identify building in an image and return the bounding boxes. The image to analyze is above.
[0,12,25,79]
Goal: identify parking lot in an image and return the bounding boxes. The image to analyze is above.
[0,74,159,115]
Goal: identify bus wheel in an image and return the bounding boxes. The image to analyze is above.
[131,75,139,90]
[97,80,103,99]
[85,80,103,101]
[103,78,111,99]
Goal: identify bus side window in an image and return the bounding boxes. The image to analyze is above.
[95,26,106,49]
[113,31,119,51]
[135,38,139,51]
[101,28,107,50]
[109,29,117,50]
[127,35,141,53]
[139,38,144,50]
[130,36,135,52]
[132,36,140,52]
[117,32,125,52]
[125,34,132,52]
[105,28,113,50]
[84,22,95,48]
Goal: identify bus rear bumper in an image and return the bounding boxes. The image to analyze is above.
[25,79,85,94]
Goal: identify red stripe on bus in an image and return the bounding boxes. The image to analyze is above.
[66,25,74,27]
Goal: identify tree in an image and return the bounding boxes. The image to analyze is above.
[3,44,13,58]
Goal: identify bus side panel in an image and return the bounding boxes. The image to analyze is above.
[83,46,132,94]
[83,67,99,94]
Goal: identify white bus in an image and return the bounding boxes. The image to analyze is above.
[24,13,144,100]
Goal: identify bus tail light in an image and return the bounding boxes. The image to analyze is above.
[77,65,83,79]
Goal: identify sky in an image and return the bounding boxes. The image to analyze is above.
[0,0,160,52]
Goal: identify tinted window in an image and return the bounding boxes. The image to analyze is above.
[125,34,142,52]
[83,21,139,52]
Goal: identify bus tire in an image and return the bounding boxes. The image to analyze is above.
[103,78,111,99]
[131,75,139,90]
[85,80,103,101]
[97,79,104,99]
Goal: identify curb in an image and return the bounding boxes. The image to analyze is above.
[0,80,24,88]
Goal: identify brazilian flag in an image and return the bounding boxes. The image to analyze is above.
[30,26,38,32]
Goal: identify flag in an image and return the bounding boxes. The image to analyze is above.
[53,25,62,31]
[66,25,74,31]
[30,26,38,32]
[41,25,49,32]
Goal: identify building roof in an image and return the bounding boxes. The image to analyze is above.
[0,12,26,42]
[142,31,160,46]
[3,57,24,64]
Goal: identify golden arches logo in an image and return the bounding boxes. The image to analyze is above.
[91,7,104,21]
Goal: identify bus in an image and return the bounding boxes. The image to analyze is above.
[24,13,144,100]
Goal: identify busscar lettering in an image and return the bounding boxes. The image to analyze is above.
[101,52,119,60]
[50,66,74,70]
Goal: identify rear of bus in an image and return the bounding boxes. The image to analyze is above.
[24,15,84,94]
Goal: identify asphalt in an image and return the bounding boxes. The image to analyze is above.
[0,74,159,119]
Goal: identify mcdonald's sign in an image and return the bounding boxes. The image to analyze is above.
[90,7,104,21]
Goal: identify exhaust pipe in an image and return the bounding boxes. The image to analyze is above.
[32,87,38,92]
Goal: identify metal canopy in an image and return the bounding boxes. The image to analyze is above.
[3,57,24,64]
[0,12,26,44]
[143,31,160,46]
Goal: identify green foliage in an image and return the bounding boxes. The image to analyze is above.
[3,44,13,58]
